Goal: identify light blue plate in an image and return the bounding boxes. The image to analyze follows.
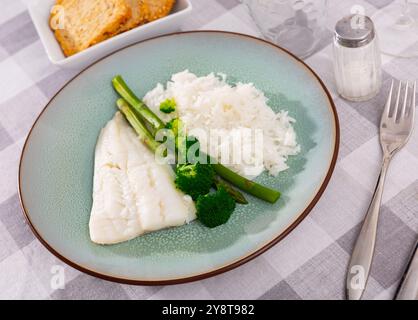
[19,32,339,284]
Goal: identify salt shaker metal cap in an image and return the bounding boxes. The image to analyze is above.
[335,14,375,48]
[333,14,382,102]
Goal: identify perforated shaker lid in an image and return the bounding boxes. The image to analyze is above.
[335,14,375,48]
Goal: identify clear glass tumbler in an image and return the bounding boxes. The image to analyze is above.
[243,0,328,59]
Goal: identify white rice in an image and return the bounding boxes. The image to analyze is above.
[143,70,300,177]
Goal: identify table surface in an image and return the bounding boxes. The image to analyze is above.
[1,0,417,300]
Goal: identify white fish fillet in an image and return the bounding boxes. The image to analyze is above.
[89,112,196,244]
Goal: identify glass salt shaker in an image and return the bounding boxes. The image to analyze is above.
[333,14,382,102]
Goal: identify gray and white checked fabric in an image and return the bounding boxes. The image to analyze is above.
[0,0,417,300]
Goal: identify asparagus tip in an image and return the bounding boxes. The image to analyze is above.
[116,97,126,110]
[112,74,123,82]
[269,191,281,204]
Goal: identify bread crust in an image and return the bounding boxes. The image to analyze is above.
[141,0,176,22]
[117,0,148,32]
[118,0,176,32]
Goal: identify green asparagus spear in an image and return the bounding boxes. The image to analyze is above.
[112,76,281,204]
[212,164,280,203]
[116,98,160,153]
[213,175,248,204]
[112,75,165,133]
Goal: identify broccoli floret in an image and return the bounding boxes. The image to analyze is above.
[175,163,215,200]
[165,118,178,131]
[196,187,236,228]
[165,118,178,133]
[165,118,182,147]
[159,98,176,113]
[165,118,202,162]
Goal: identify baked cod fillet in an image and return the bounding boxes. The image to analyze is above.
[50,0,131,56]
[89,112,196,244]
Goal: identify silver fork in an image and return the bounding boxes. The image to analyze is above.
[346,80,416,300]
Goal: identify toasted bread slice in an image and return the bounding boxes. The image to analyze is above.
[50,0,131,56]
[117,0,148,32]
[117,0,147,33]
[116,0,175,33]
[141,0,176,23]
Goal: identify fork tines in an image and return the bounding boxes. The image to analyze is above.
[384,80,416,122]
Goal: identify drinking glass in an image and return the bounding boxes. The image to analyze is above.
[372,0,418,58]
[242,0,328,59]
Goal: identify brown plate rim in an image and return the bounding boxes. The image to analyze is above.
[18,30,340,286]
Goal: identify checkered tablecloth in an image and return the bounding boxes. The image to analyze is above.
[1,0,417,300]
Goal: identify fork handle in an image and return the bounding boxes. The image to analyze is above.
[346,155,391,300]
[395,239,418,300]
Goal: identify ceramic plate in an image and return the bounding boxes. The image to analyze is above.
[19,31,339,284]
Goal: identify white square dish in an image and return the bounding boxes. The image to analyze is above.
[27,0,192,69]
